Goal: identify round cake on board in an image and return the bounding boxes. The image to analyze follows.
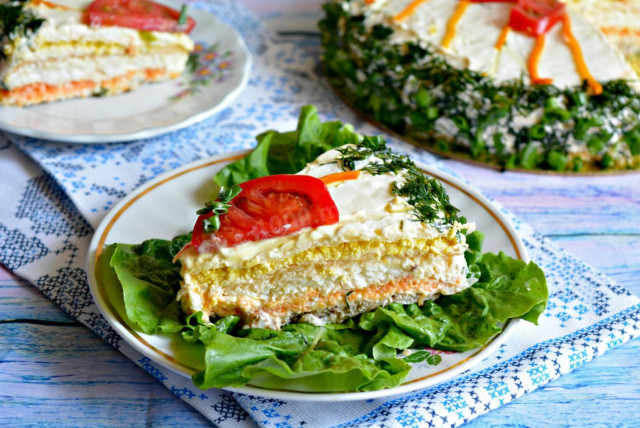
[320,0,640,173]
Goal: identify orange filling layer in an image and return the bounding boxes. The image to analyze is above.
[202,275,450,322]
[1,68,177,106]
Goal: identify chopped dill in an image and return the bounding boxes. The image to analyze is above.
[336,137,461,226]
[178,4,188,27]
[320,0,640,171]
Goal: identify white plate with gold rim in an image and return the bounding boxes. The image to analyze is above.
[86,150,527,402]
[0,1,251,143]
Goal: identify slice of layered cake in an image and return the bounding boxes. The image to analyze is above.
[176,138,475,330]
[0,0,195,106]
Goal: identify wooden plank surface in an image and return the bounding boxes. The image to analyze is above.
[1,1,639,427]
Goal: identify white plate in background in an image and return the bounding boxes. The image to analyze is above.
[0,2,251,143]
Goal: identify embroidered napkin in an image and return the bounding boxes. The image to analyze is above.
[1,1,638,427]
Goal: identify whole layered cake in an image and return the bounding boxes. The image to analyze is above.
[320,0,640,172]
[0,0,195,106]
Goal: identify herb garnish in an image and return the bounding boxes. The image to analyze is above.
[178,4,187,27]
[320,1,640,172]
[336,136,462,226]
[0,0,44,59]
[196,186,242,234]
[93,87,108,97]
[402,350,442,365]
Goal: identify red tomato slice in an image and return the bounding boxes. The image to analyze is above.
[191,175,339,250]
[509,0,566,36]
[87,0,196,33]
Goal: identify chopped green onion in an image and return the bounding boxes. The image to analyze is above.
[178,5,188,26]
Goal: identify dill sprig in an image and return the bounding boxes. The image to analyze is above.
[392,168,461,225]
[196,186,242,233]
[178,5,188,27]
[0,0,45,58]
[336,136,461,226]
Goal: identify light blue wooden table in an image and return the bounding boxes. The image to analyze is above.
[1,1,639,426]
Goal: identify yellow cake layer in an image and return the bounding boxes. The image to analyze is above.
[187,238,457,285]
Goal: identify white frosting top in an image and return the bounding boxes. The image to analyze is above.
[180,146,470,271]
[350,0,638,88]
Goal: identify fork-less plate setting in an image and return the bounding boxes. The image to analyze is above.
[86,150,527,402]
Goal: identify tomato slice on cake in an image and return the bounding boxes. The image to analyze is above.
[467,0,566,36]
[192,175,339,249]
[509,0,566,36]
[87,0,196,33]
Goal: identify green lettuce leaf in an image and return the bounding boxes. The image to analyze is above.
[358,250,547,352]
[104,235,190,334]
[214,105,362,187]
[190,322,410,392]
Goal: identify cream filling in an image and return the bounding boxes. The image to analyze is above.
[3,52,188,88]
[29,0,193,49]
[185,244,470,308]
[350,0,638,88]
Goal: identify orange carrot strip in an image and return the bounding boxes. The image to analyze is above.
[394,0,431,22]
[529,35,553,85]
[561,15,603,95]
[31,0,73,10]
[441,0,470,49]
[320,170,361,185]
[495,25,510,51]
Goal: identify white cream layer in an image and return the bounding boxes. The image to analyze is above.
[350,0,638,88]
[28,0,193,52]
[3,52,188,88]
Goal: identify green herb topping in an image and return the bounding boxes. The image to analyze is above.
[320,0,640,172]
[177,4,187,27]
[196,185,242,234]
[0,0,44,59]
[336,135,463,226]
